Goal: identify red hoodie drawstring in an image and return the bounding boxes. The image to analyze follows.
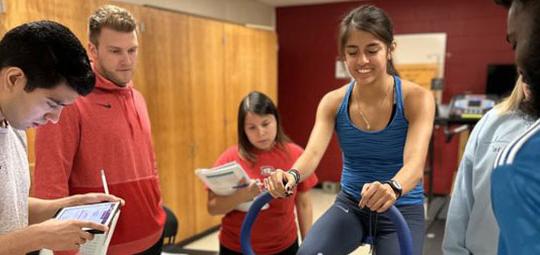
[129,89,144,131]
[118,91,135,138]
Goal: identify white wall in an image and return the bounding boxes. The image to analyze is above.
[116,0,275,29]
[394,33,447,77]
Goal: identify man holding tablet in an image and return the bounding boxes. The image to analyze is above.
[0,21,122,254]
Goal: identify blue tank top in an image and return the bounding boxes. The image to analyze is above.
[335,76,423,206]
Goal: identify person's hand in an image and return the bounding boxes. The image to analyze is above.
[236,179,263,202]
[35,219,108,251]
[264,169,296,198]
[359,181,397,213]
[67,193,125,207]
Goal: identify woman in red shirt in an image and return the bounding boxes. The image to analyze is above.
[207,91,318,255]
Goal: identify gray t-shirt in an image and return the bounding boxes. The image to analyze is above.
[0,125,29,234]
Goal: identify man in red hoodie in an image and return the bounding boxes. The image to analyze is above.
[33,5,166,254]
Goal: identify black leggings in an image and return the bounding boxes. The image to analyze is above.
[298,191,425,255]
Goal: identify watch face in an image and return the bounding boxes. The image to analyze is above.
[392,180,402,190]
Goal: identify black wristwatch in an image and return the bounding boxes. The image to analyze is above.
[384,179,402,199]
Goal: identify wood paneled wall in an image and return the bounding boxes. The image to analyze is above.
[187,16,226,233]
[0,0,277,242]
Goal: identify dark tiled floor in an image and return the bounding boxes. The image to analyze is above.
[424,219,445,255]
[423,196,449,255]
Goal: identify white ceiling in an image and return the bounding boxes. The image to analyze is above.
[256,0,356,7]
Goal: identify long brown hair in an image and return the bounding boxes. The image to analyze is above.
[237,91,290,162]
[338,5,399,76]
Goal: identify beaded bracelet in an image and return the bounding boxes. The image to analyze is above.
[287,169,301,185]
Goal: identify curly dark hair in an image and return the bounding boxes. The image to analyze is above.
[495,0,540,117]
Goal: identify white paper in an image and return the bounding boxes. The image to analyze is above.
[195,161,251,196]
[195,162,268,212]
[80,210,120,255]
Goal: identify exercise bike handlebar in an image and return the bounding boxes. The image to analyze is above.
[240,191,413,255]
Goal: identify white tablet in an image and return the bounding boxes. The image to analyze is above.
[54,201,120,234]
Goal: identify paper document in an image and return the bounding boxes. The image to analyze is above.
[80,209,120,255]
[196,161,251,196]
[196,162,268,212]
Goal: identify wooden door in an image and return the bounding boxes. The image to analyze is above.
[136,7,194,240]
[187,15,225,232]
[223,24,278,147]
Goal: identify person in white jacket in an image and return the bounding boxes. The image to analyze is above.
[443,76,533,255]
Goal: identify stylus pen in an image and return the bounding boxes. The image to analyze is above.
[101,169,110,195]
